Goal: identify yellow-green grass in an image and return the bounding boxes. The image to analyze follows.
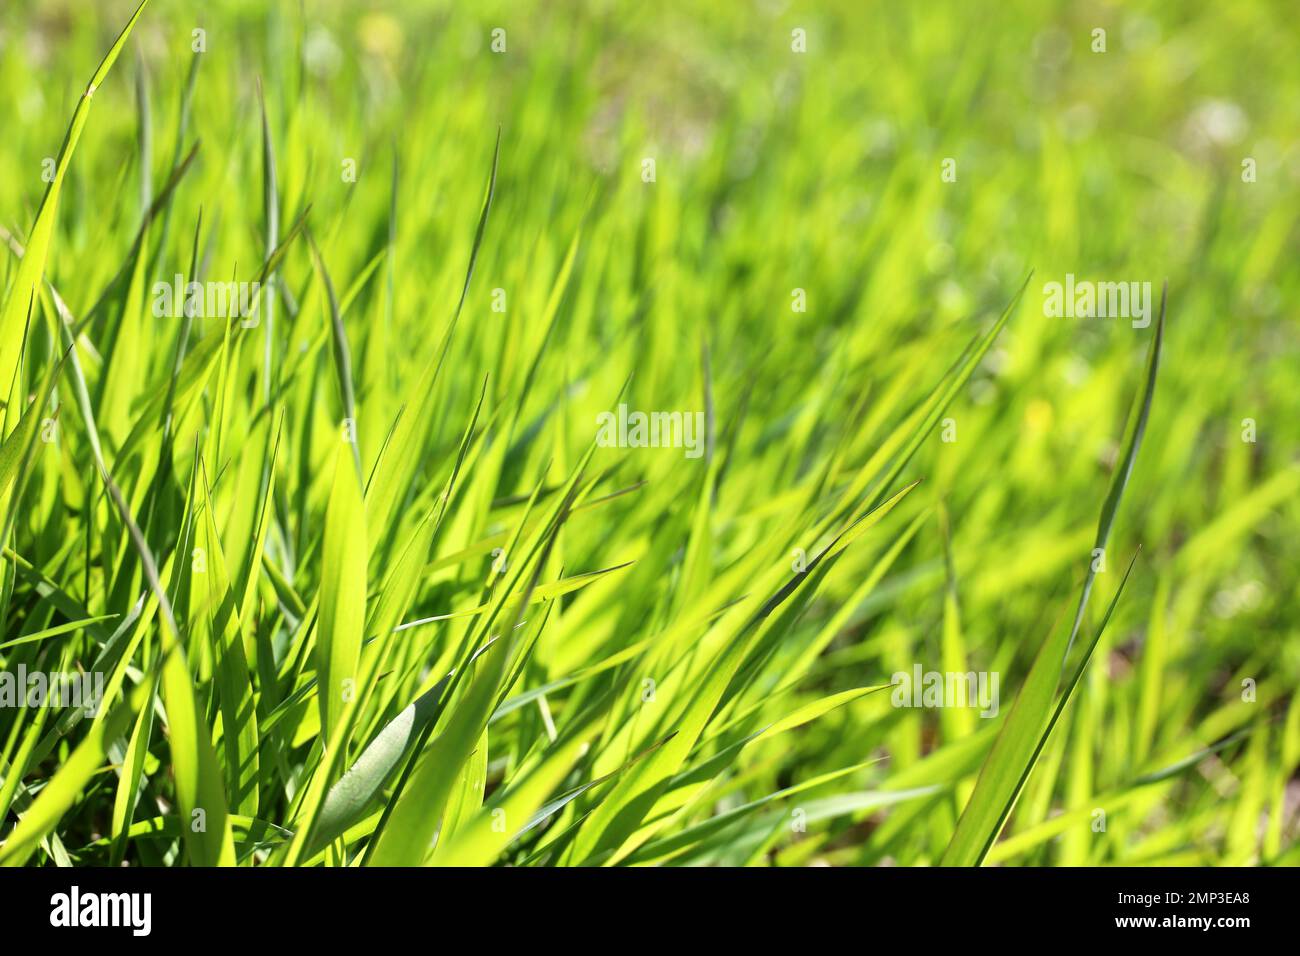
[0,0,1296,866]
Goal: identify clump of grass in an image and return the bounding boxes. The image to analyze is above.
[0,0,1296,867]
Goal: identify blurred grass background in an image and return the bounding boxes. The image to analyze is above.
[0,0,1296,865]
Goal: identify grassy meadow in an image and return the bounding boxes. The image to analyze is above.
[0,0,1297,867]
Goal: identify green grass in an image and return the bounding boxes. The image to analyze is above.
[0,0,1297,867]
